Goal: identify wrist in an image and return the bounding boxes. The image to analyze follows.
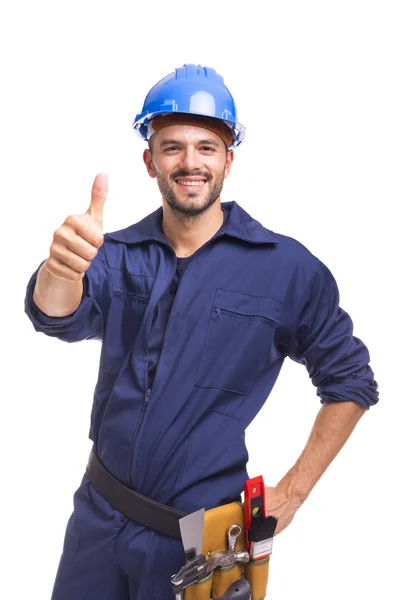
[277,466,312,506]
[33,262,84,317]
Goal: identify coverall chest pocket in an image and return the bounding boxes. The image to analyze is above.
[195,289,282,395]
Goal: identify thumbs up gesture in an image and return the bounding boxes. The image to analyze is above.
[45,173,108,282]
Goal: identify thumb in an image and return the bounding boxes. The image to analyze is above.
[87,172,108,228]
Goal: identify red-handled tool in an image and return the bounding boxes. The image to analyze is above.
[244,475,277,561]
[244,475,267,544]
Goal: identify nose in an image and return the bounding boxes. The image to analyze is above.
[180,147,202,172]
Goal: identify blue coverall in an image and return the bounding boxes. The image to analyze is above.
[25,201,378,599]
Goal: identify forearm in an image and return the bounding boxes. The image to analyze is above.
[280,400,366,502]
[265,401,367,534]
[33,262,83,317]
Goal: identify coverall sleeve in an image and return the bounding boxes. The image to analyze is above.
[24,244,112,343]
[277,257,379,409]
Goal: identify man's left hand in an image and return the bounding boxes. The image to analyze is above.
[264,484,305,535]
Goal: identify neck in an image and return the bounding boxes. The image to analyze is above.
[161,200,224,258]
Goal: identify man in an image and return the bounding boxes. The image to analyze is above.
[25,64,378,600]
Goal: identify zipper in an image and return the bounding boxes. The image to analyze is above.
[142,388,152,411]
[127,387,152,485]
[136,388,152,431]
[214,306,274,323]
[143,248,177,380]
[127,243,176,486]
[128,232,226,486]
[146,258,194,396]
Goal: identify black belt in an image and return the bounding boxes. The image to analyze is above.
[85,449,187,540]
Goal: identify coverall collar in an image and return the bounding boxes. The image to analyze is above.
[107,201,279,246]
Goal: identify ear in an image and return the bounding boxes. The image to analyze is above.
[224,150,234,178]
[143,149,157,178]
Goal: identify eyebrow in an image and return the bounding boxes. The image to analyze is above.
[159,138,220,148]
[198,139,220,147]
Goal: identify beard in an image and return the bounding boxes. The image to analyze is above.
[154,166,225,219]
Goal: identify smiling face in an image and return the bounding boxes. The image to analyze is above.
[143,123,234,218]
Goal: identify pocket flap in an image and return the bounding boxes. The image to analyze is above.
[214,289,282,323]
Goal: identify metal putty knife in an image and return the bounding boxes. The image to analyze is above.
[179,507,205,561]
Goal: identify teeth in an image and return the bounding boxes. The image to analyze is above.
[176,180,206,186]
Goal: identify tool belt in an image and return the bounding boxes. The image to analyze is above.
[86,449,186,539]
[86,450,270,600]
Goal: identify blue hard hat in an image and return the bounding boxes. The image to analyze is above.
[132,64,245,149]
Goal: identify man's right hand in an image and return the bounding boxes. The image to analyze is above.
[45,173,108,282]
[32,173,108,317]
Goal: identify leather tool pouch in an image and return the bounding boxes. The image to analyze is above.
[184,574,213,600]
[244,558,270,600]
[183,501,271,600]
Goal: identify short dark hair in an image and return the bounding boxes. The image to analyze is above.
[148,136,154,155]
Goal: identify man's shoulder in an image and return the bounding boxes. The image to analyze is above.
[233,201,322,268]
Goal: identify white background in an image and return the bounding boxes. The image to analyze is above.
[1,1,399,599]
